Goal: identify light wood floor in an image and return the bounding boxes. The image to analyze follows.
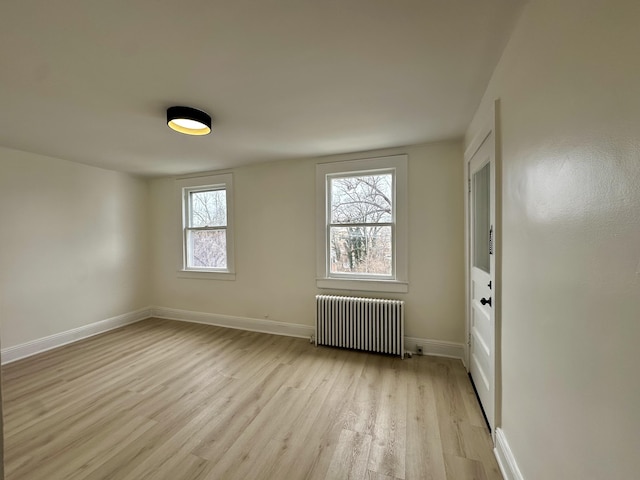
[2,319,501,480]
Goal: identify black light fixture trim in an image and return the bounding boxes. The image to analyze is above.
[167,106,212,136]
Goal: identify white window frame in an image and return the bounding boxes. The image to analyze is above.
[176,173,235,280]
[316,155,408,293]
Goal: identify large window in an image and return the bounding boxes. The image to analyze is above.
[177,173,235,280]
[316,155,408,292]
[329,172,393,276]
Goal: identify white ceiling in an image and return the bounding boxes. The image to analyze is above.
[0,0,526,176]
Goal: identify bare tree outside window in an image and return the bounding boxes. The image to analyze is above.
[187,189,227,268]
[329,173,393,276]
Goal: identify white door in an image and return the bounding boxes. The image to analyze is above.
[468,131,495,430]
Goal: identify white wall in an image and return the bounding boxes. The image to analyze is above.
[0,147,150,349]
[467,0,640,478]
[150,141,465,343]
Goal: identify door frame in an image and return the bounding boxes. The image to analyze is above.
[464,99,502,438]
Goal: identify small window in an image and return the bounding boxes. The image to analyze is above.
[316,155,408,293]
[177,173,235,280]
[185,187,227,269]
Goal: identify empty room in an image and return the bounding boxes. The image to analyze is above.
[0,0,638,479]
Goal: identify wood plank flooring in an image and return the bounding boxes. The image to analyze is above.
[2,319,501,480]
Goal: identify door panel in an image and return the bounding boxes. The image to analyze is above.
[468,131,495,431]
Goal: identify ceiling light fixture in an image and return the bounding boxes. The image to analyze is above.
[167,106,212,136]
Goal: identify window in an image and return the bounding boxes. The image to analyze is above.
[316,155,408,293]
[177,173,235,280]
[329,173,393,276]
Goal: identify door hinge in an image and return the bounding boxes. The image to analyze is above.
[468,178,471,193]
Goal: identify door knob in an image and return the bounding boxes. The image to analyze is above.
[480,297,492,307]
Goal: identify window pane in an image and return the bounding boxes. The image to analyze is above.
[330,174,392,224]
[190,190,226,227]
[330,226,392,275]
[187,230,227,269]
[473,163,490,273]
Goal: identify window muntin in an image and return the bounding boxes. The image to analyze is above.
[328,172,395,277]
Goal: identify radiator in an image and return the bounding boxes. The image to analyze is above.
[315,295,405,358]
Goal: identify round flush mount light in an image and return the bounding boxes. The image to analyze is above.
[167,106,212,136]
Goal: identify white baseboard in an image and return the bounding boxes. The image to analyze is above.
[1,307,152,365]
[404,336,465,360]
[151,306,316,339]
[152,307,464,360]
[494,428,524,480]
[1,306,465,365]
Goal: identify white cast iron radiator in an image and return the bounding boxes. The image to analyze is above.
[315,295,405,358]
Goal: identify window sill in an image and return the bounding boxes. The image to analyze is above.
[316,278,408,293]
[177,270,236,281]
